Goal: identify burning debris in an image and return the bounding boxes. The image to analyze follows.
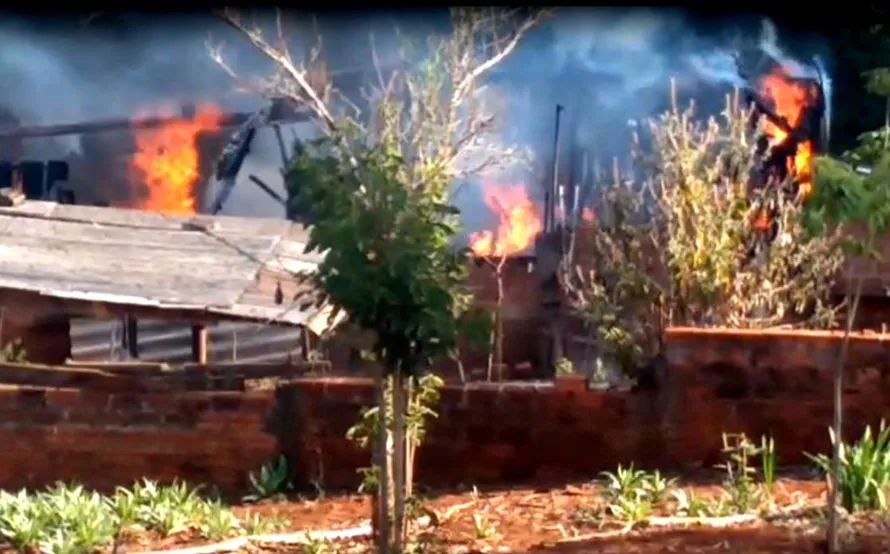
[738,56,826,244]
[750,66,823,196]
[130,104,223,215]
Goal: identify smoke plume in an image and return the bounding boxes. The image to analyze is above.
[0,10,827,226]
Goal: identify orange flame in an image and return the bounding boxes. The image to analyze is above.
[131,104,223,215]
[469,185,543,257]
[758,67,818,198]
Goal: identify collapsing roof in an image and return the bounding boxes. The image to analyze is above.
[0,200,340,335]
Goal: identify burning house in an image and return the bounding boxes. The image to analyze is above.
[507,52,836,378]
[0,98,325,364]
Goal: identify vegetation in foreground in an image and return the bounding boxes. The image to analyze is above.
[0,419,886,554]
[0,480,289,554]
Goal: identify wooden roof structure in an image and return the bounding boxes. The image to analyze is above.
[0,200,339,334]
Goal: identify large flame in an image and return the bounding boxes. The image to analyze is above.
[469,185,543,257]
[131,104,223,215]
[758,67,818,198]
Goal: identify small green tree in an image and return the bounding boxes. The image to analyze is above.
[212,9,545,552]
[812,67,890,554]
[806,152,890,554]
[288,137,467,553]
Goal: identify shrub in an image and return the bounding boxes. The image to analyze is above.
[244,455,291,502]
[562,93,845,375]
[808,420,890,512]
[0,480,281,553]
[599,464,677,523]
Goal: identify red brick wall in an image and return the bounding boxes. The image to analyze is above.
[3,328,889,494]
[290,329,890,489]
[663,327,890,464]
[0,388,276,493]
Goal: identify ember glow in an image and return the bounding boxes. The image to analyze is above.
[131,104,223,215]
[758,67,818,198]
[469,185,543,257]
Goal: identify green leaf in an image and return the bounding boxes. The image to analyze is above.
[283,135,469,375]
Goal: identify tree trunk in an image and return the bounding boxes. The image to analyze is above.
[404,376,416,499]
[373,370,390,553]
[392,370,409,553]
[827,276,863,554]
[884,96,890,150]
[494,266,505,381]
[454,351,467,384]
[486,311,496,382]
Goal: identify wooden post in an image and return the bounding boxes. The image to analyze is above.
[125,315,139,359]
[191,325,208,364]
[301,328,311,361]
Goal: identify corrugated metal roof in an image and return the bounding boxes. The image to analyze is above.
[0,200,337,330]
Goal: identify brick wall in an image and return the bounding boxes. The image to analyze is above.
[289,329,890,490]
[0,388,276,493]
[2,328,889,494]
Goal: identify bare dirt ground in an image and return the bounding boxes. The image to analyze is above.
[110,475,890,554]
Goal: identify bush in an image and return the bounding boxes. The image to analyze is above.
[599,464,677,523]
[563,93,845,373]
[0,480,282,553]
[808,420,890,512]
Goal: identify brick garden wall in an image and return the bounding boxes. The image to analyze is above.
[0,388,277,493]
[2,328,890,494]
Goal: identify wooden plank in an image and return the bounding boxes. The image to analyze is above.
[0,220,291,307]
[180,361,330,376]
[0,361,327,392]
[16,203,185,230]
[0,109,310,140]
[0,225,280,256]
[0,362,170,391]
[0,243,258,307]
[0,205,324,327]
[63,361,172,375]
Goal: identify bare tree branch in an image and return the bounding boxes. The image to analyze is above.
[209,6,546,199]
[450,8,551,106]
[215,8,338,134]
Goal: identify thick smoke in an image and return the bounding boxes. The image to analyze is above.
[488,10,818,174]
[0,15,276,157]
[0,10,825,225]
[453,10,805,234]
